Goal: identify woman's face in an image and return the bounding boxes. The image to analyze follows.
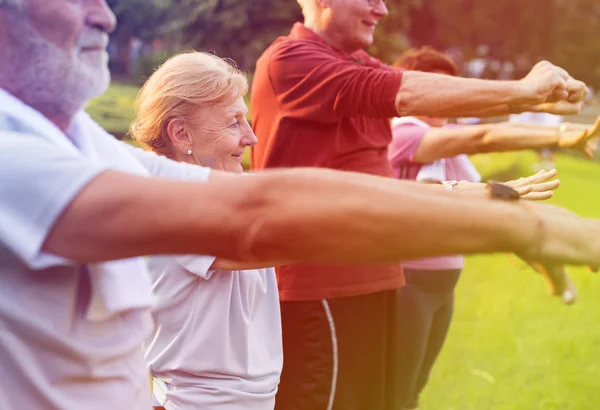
[188,97,257,173]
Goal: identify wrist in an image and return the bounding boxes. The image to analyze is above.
[453,181,485,191]
[511,80,542,105]
[485,183,545,258]
[514,202,546,260]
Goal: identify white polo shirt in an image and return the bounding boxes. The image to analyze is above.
[0,89,211,410]
[145,256,283,410]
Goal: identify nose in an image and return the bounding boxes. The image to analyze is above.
[87,0,117,34]
[241,119,258,147]
[372,1,388,18]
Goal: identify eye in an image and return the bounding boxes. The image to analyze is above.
[228,119,240,129]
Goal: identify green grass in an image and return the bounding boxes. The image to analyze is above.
[421,153,600,410]
[86,82,139,138]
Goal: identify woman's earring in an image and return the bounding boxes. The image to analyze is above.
[186,148,193,155]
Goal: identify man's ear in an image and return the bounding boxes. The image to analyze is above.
[166,118,193,155]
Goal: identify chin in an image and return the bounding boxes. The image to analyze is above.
[223,162,244,174]
[77,64,111,101]
[357,31,374,48]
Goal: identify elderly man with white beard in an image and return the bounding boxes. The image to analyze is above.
[0,1,599,410]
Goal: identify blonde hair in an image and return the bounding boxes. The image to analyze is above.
[130,51,248,158]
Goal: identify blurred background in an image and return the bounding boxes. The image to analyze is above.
[89,1,600,409]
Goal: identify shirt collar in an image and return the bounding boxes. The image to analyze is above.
[289,22,378,66]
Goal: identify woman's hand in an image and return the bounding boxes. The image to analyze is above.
[502,168,560,201]
[452,169,559,200]
[557,117,600,159]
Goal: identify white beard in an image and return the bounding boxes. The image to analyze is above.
[1,10,110,122]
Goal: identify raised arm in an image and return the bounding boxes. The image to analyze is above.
[395,61,588,118]
[42,167,600,269]
[412,119,600,163]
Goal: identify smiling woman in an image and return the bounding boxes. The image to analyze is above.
[130,51,280,410]
[130,51,255,173]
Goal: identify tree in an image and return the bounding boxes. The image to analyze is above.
[404,0,600,88]
[106,0,173,75]
[166,0,302,70]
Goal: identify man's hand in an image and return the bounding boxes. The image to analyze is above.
[518,61,588,105]
[522,100,583,116]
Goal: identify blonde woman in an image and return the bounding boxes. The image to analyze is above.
[131,52,281,410]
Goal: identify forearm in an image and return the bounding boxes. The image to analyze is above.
[476,123,562,153]
[395,71,527,118]
[419,122,574,161]
[43,169,538,264]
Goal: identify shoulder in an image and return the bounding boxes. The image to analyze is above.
[262,36,340,67]
[351,50,390,69]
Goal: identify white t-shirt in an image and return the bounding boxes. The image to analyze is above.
[0,89,211,410]
[144,256,282,410]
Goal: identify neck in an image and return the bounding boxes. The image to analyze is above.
[0,81,82,132]
[303,18,356,54]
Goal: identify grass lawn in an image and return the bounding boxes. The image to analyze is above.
[421,152,600,410]
[86,81,139,138]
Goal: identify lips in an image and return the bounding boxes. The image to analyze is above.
[80,34,109,52]
[362,20,378,29]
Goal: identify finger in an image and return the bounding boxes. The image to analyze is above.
[521,190,554,201]
[529,179,561,192]
[585,146,595,160]
[549,87,568,102]
[561,275,577,305]
[521,169,558,185]
[566,79,588,103]
[531,263,576,304]
[588,117,600,139]
[514,185,533,196]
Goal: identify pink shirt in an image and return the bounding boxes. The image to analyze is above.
[389,117,481,271]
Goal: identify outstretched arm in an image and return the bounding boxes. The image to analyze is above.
[412,118,599,163]
[395,61,588,118]
[42,167,600,269]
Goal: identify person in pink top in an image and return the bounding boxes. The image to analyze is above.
[389,47,599,410]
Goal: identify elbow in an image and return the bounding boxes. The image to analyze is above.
[395,90,416,117]
[228,175,293,264]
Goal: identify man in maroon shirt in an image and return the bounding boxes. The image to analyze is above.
[251,1,587,409]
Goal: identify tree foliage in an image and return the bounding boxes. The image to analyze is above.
[107,0,600,88]
[163,0,302,70]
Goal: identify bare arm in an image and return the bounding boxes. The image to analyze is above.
[414,121,598,163]
[41,167,600,268]
[450,101,583,118]
[395,71,526,118]
[395,61,588,118]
